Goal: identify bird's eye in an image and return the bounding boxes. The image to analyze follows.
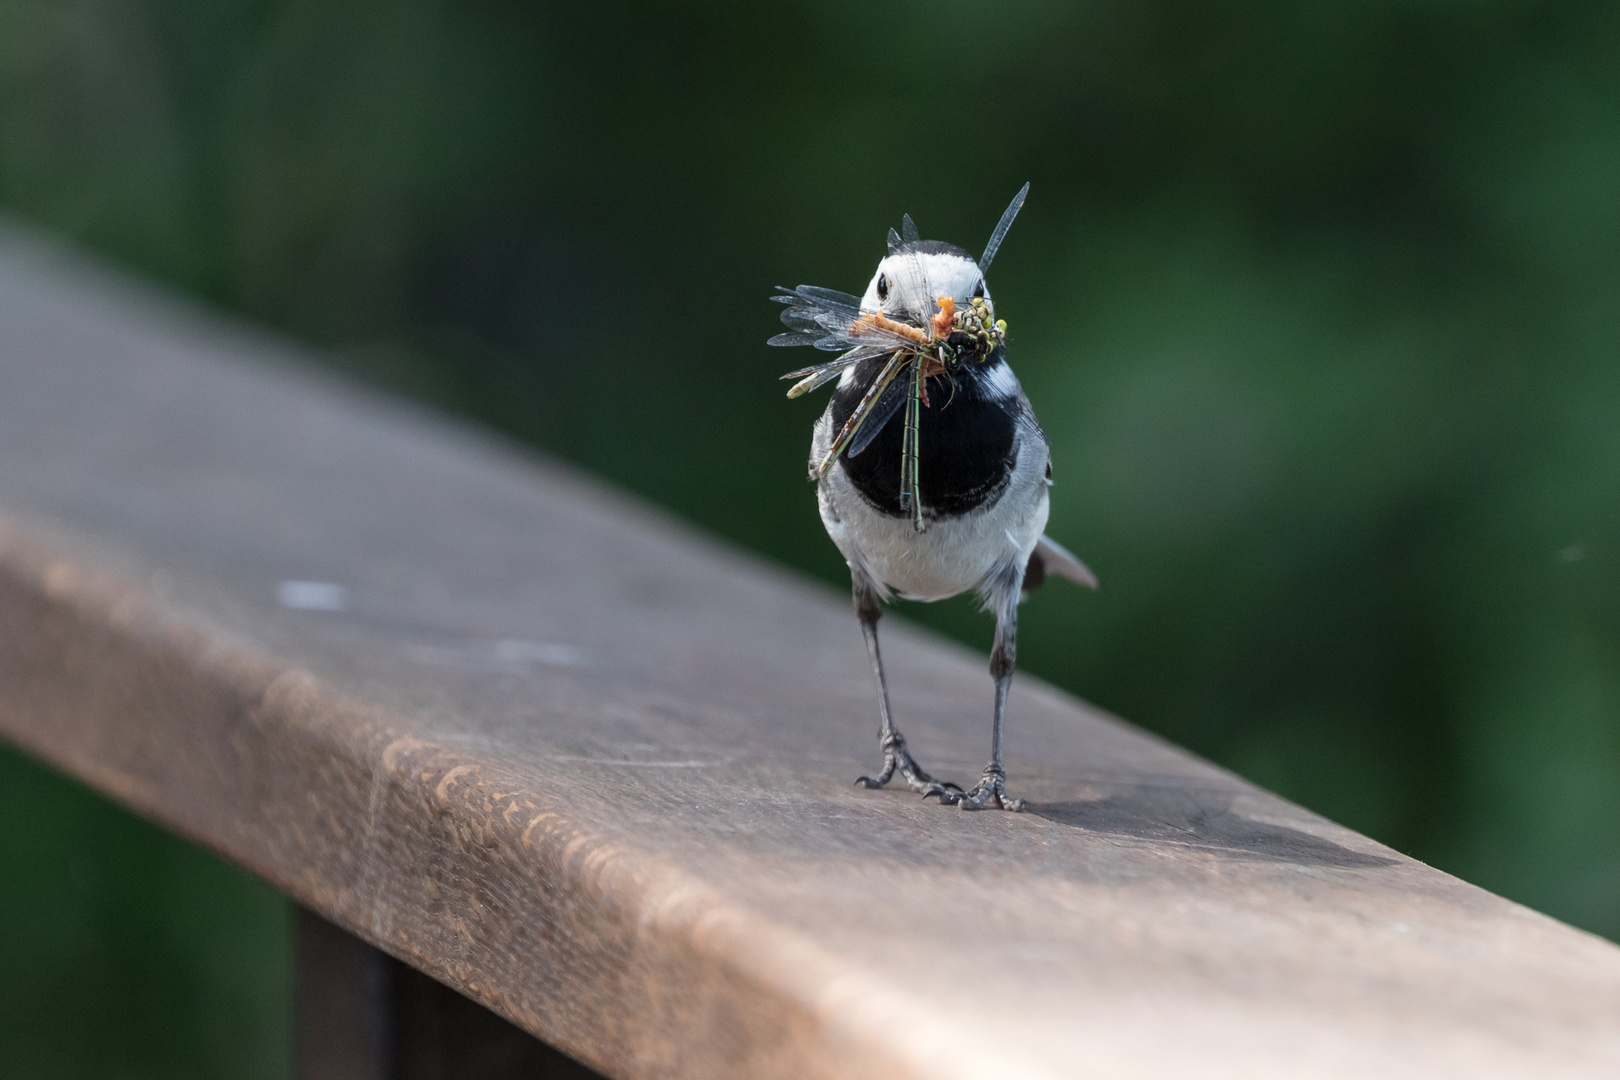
[876,273,889,302]
[973,280,985,299]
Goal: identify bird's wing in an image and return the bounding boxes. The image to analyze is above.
[1033,534,1098,589]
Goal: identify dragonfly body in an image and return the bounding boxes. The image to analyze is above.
[769,188,1095,811]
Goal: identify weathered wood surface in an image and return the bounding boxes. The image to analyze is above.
[0,226,1617,1079]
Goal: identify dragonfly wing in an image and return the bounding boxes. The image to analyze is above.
[780,345,886,381]
[795,284,864,310]
[768,331,820,347]
[780,346,887,399]
[771,285,919,354]
[978,183,1030,277]
[843,373,908,458]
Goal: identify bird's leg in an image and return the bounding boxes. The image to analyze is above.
[958,597,1026,811]
[850,581,959,800]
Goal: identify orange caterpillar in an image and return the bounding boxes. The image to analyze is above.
[848,311,932,345]
[849,296,958,348]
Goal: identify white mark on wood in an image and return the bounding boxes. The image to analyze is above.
[404,638,585,671]
[493,639,583,665]
[277,580,349,611]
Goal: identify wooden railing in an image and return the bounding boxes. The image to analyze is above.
[1,225,1618,1079]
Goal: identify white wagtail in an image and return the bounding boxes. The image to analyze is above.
[769,185,1097,811]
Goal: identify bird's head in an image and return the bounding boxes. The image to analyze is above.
[860,239,992,331]
[769,183,1029,415]
[858,180,1028,337]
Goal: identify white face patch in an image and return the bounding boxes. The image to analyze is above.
[861,251,992,321]
[979,360,1021,399]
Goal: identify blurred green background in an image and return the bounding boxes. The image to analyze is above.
[4,0,1620,1075]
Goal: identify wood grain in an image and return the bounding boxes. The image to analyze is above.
[0,225,1616,1079]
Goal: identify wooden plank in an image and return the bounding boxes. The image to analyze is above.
[0,225,1616,1079]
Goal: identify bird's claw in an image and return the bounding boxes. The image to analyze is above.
[855,731,960,799]
[953,764,1025,811]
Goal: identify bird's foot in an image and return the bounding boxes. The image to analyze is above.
[953,764,1025,812]
[855,731,962,801]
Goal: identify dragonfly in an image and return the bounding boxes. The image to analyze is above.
[768,185,1025,532]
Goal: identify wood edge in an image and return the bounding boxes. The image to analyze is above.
[0,513,956,1080]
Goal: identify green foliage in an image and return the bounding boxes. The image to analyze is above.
[2,1,1620,1071]
[0,745,291,1079]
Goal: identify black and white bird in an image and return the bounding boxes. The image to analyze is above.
[769,185,1096,811]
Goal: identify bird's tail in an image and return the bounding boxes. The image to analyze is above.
[1029,535,1098,590]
